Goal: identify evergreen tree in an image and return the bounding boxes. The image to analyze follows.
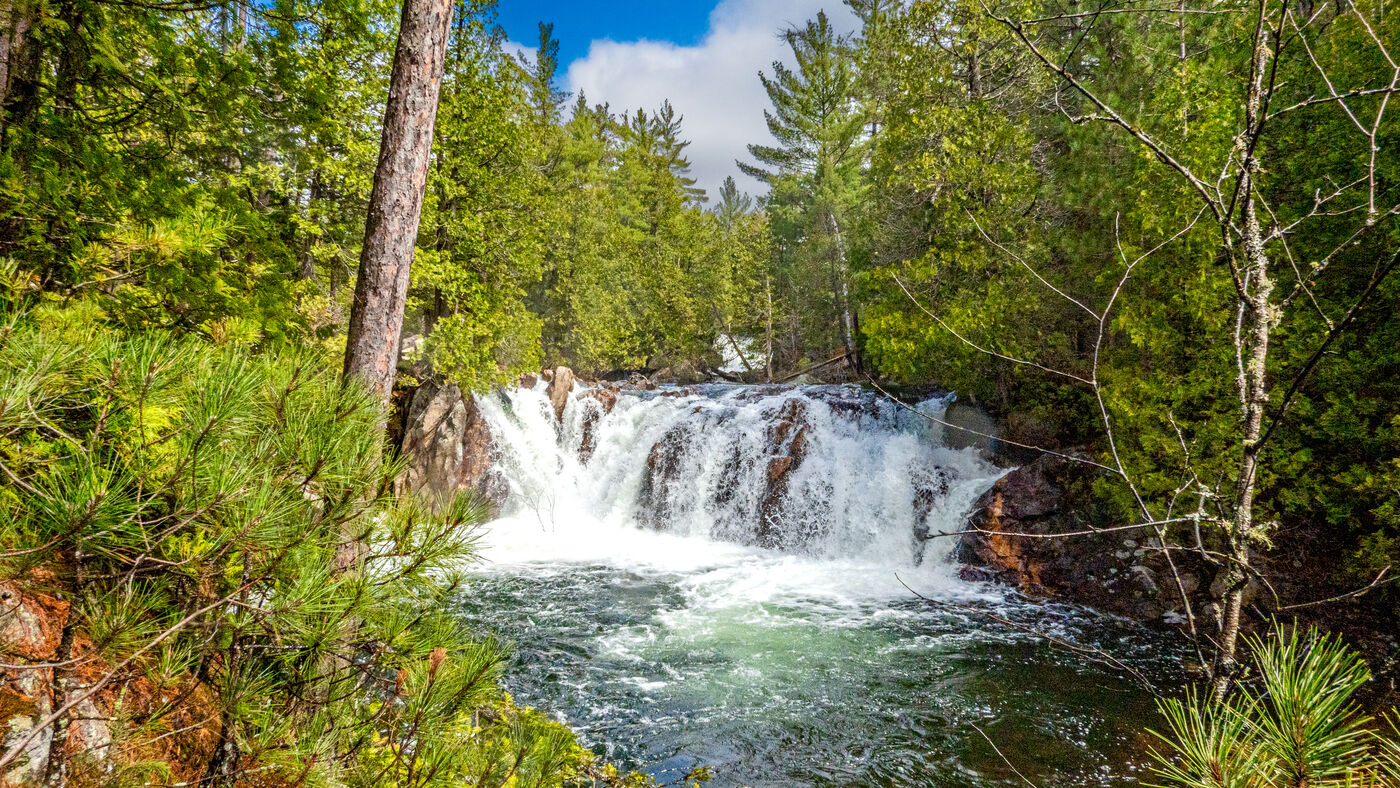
[741,11,866,370]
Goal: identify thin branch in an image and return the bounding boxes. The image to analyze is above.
[967,210,1101,320]
[864,377,1120,473]
[1274,566,1393,611]
[971,722,1040,788]
[891,273,1094,386]
[929,516,1196,541]
[981,4,1226,223]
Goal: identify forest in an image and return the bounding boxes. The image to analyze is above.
[0,0,1398,784]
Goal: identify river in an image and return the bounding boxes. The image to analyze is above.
[455,383,1177,787]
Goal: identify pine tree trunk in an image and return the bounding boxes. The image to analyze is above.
[765,273,774,383]
[826,209,859,374]
[343,0,454,409]
[0,0,35,118]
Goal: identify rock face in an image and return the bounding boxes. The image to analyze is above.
[956,454,1179,621]
[576,383,621,463]
[397,379,507,515]
[2,581,219,786]
[545,366,575,421]
[1,582,67,786]
[638,397,814,550]
[756,399,810,548]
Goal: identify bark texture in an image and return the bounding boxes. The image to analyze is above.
[343,0,454,408]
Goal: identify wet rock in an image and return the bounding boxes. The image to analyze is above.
[939,400,999,455]
[671,360,707,385]
[519,372,539,389]
[911,467,953,541]
[546,366,576,422]
[956,454,1169,620]
[621,372,656,391]
[639,424,693,526]
[577,384,621,463]
[396,380,507,516]
[756,400,810,549]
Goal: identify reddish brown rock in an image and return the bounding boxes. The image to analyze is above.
[577,384,621,463]
[396,379,507,515]
[956,454,1188,621]
[546,366,575,421]
[0,584,68,662]
[0,584,67,786]
[755,400,811,549]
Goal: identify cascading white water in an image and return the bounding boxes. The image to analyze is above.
[461,381,1171,787]
[475,381,1001,579]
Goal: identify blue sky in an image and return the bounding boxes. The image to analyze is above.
[494,1,857,197]
[494,2,715,70]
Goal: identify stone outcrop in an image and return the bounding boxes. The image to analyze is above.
[396,379,507,515]
[638,397,814,550]
[756,400,810,549]
[956,454,1181,621]
[544,366,575,422]
[576,383,620,463]
[1,583,66,787]
[2,581,220,786]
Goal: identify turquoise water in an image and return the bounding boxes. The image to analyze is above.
[458,557,1177,787]
[461,383,1181,786]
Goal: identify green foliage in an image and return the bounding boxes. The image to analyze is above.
[0,293,688,785]
[839,0,1400,583]
[1149,626,1400,788]
[742,10,866,366]
[531,95,764,376]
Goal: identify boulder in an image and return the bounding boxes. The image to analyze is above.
[576,384,621,463]
[956,454,1172,620]
[755,400,811,549]
[546,366,575,421]
[396,380,507,516]
[671,360,708,385]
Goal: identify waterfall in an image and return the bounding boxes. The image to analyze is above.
[475,382,1002,571]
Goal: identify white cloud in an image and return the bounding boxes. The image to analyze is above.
[564,1,858,199]
[503,39,539,67]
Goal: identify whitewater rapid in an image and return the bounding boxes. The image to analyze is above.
[474,381,1003,601]
[458,381,1168,787]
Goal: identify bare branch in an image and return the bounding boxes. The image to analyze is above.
[891,273,1095,386]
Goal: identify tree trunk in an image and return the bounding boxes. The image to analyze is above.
[1212,20,1275,705]
[826,209,860,374]
[343,0,454,409]
[0,0,34,116]
[764,273,774,383]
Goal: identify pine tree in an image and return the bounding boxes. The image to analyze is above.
[740,10,865,371]
[344,0,455,408]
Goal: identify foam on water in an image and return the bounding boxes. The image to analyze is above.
[474,381,1004,606]
[461,382,1168,787]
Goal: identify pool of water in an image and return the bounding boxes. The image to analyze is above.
[456,523,1178,787]
[458,383,1181,786]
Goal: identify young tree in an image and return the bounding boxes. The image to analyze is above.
[740,11,866,371]
[973,0,1400,698]
[343,0,455,407]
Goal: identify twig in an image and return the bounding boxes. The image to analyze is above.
[1274,566,1393,611]
[970,722,1040,788]
[895,574,1156,690]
